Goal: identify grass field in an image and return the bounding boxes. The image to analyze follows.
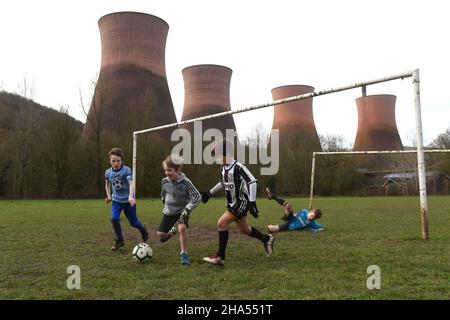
[0,196,449,300]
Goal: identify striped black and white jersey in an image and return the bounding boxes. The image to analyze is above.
[209,160,257,213]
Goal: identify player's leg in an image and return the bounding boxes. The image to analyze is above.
[203,212,234,266]
[236,215,275,257]
[111,201,124,250]
[157,214,178,243]
[268,220,290,233]
[265,187,288,206]
[177,220,190,265]
[267,224,280,233]
[265,188,294,220]
[123,203,149,242]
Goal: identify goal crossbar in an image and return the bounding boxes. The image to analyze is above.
[133,70,415,136]
[133,69,416,179]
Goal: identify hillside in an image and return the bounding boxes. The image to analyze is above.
[0,90,84,132]
[0,90,84,198]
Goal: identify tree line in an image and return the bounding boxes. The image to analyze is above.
[1,84,449,199]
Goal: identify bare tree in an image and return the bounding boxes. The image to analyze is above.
[430,128,450,149]
[45,106,80,198]
[10,76,36,198]
[80,74,108,196]
[429,127,450,176]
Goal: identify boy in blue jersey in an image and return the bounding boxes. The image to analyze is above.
[265,188,324,233]
[105,147,149,250]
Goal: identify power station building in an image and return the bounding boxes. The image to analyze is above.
[84,12,177,139]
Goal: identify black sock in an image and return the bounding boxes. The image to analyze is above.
[271,193,287,207]
[217,230,229,260]
[250,227,270,243]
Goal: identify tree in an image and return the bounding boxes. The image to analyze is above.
[315,134,364,196]
[429,127,450,176]
[430,128,450,149]
[10,77,36,198]
[80,75,109,196]
[44,106,81,198]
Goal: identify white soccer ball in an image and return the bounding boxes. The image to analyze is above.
[132,243,153,262]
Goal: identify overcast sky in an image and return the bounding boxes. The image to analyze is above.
[1,0,449,146]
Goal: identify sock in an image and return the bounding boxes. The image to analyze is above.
[271,194,287,207]
[217,230,229,260]
[250,226,270,243]
[169,226,177,236]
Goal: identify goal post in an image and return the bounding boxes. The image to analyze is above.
[132,69,431,238]
[309,149,450,241]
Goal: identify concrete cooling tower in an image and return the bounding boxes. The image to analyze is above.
[353,94,403,151]
[271,85,321,151]
[84,12,177,138]
[181,64,236,136]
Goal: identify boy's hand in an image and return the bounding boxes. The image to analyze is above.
[129,197,135,207]
[200,191,212,204]
[105,197,112,205]
[180,209,190,225]
[249,201,259,218]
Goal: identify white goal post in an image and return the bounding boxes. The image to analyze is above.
[132,69,430,239]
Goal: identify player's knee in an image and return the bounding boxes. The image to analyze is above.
[178,223,187,233]
[217,220,227,231]
[111,218,120,224]
[285,202,293,212]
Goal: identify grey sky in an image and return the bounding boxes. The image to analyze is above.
[1,0,449,145]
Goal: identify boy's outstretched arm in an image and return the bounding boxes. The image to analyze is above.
[184,179,202,212]
[201,182,223,203]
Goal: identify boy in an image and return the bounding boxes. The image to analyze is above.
[201,140,274,266]
[105,147,149,250]
[265,187,324,233]
[158,155,202,265]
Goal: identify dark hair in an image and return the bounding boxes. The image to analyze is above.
[313,208,322,220]
[162,155,183,171]
[108,147,124,160]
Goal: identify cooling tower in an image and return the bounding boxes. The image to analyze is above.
[271,85,321,151]
[353,94,403,151]
[181,64,236,135]
[84,12,176,138]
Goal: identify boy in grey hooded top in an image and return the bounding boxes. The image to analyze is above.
[157,155,201,265]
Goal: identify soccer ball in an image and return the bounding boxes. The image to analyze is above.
[112,178,123,190]
[132,243,153,262]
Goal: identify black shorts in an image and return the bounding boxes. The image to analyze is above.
[278,214,295,231]
[158,212,190,233]
[227,201,250,221]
